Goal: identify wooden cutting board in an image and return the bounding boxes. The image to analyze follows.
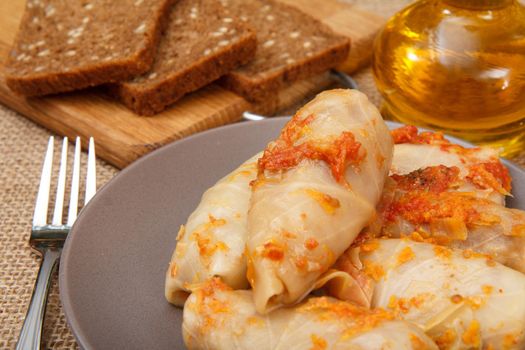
[0,0,385,169]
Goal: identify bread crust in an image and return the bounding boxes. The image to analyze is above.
[5,0,176,96]
[110,0,257,116]
[219,0,350,103]
[112,33,256,116]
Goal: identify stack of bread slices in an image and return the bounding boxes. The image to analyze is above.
[5,0,350,116]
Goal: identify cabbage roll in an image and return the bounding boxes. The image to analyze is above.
[391,125,511,205]
[333,239,525,349]
[357,126,525,272]
[372,169,525,272]
[165,153,260,306]
[182,278,438,350]
[246,89,393,313]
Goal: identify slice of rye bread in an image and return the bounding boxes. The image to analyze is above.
[109,0,257,116]
[219,0,350,103]
[4,0,175,96]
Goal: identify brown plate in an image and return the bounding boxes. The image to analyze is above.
[59,118,525,349]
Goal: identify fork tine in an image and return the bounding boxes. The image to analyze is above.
[33,137,54,226]
[85,137,96,205]
[52,138,68,225]
[67,137,81,227]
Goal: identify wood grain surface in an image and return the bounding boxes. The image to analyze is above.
[0,0,385,168]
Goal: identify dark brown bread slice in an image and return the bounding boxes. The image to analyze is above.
[219,0,350,103]
[4,0,175,96]
[110,0,256,116]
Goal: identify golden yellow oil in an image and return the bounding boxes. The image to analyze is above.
[373,0,525,156]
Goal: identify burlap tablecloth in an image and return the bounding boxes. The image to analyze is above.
[1,1,524,349]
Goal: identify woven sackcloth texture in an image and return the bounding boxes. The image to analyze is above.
[0,1,524,349]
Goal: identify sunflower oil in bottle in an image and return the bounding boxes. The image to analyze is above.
[373,0,525,156]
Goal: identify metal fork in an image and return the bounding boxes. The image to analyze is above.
[16,136,96,350]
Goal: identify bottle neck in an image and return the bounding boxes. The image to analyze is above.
[442,0,514,10]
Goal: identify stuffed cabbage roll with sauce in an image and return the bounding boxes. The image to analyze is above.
[371,167,525,272]
[331,239,525,349]
[358,127,525,272]
[182,278,438,350]
[391,125,510,205]
[165,153,260,306]
[246,89,393,313]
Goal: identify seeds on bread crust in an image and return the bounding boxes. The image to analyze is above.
[219,0,350,103]
[110,0,257,116]
[5,0,175,96]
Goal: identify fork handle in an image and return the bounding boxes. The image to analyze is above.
[16,248,61,350]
